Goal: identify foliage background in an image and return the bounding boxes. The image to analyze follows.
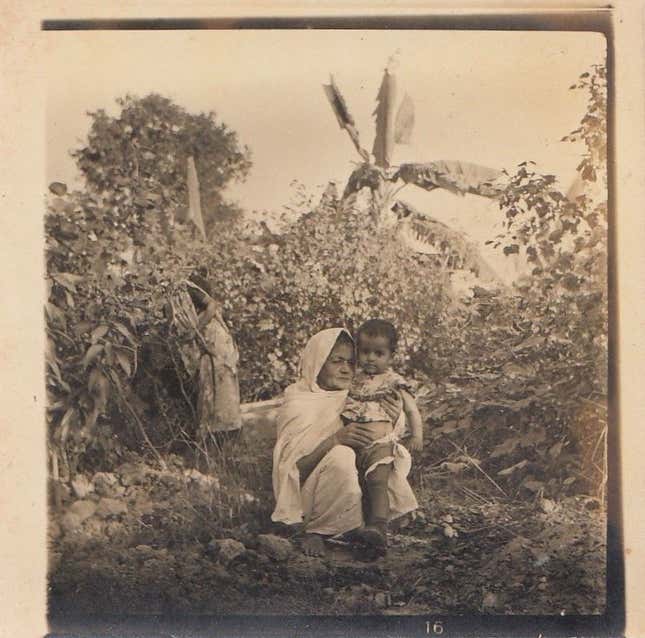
[45,65,607,504]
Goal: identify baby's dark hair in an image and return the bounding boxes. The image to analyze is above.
[356,319,398,352]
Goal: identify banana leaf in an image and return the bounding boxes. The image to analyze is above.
[372,69,397,167]
[394,200,500,281]
[396,160,504,198]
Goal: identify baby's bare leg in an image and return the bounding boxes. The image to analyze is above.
[357,442,394,548]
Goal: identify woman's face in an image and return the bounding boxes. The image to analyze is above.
[316,341,355,391]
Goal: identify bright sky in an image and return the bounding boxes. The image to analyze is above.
[46,29,606,278]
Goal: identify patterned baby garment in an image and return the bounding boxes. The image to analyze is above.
[341,369,413,424]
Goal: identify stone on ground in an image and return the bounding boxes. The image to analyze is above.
[209,538,246,564]
[289,555,328,580]
[104,520,123,540]
[92,472,120,497]
[68,499,97,522]
[71,475,94,499]
[95,497,128,519]
[118,463,149,486]
[82,517,105,538]
[184,468,220,490]
[256,534,293,561]
[131,496,155,516]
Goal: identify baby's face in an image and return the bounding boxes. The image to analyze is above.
[357,334,393,375]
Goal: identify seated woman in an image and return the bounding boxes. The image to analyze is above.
[271,327,417,556]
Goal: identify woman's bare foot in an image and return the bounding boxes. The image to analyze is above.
[301,533,326,557]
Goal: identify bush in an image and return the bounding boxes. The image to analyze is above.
[72,94,251,231]
[46,66,608,503]
[45,178,451,470]
[414,64,608,500]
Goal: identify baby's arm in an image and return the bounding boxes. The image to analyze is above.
[400,390,424,451]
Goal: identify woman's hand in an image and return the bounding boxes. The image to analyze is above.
[297,423,376,484]
[334,423,380,450]
[380,391,403,423]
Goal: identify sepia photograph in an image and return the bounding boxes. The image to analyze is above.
[31,9,627,637]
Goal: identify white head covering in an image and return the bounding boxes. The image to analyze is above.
[271,328,353,524]
[293,327,353,393]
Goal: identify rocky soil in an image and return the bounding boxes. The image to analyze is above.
[48,428,606,618]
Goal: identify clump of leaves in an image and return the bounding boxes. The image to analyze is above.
[562,64,607,185]
[72,94,251,232]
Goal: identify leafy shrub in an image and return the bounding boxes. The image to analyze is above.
[45,176,453,472]
[46,66,608,503]
[415,64,608,500]
[72,94,252,230]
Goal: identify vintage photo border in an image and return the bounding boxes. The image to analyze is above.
[1,2,643,637]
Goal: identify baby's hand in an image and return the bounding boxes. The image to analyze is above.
[409,435,424,452]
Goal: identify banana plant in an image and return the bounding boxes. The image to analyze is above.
[323,53,505,278]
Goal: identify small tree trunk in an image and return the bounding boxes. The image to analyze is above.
[187,156,206,240]
[372,178,398,228]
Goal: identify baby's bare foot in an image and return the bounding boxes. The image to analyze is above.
[354,525,388,549]
[301,533,326,557]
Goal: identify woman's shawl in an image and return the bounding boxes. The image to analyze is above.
[271,328,353,525]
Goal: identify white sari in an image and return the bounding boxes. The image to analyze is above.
[271,328,417,535]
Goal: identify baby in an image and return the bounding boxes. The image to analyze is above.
[341,319,423,547]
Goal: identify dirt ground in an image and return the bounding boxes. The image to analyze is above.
[48,422,606,619]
